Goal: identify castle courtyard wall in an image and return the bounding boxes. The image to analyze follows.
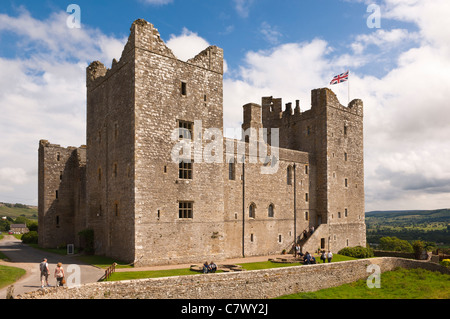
[15,257,449,299]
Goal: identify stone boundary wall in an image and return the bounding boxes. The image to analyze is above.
[15,257,449,299]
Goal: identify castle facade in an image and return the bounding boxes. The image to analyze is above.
[38,19,366,266]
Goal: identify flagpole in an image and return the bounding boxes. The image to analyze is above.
[347,70,350,105]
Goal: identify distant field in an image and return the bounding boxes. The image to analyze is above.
[366,208,450,247]
[0,204,38,221]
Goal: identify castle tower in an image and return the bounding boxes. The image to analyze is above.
[85,19,226,265]
[261,88,365,252]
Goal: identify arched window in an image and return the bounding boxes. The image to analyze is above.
[268,204,274,218]
[287,166,292,185]
[249,203,256,218]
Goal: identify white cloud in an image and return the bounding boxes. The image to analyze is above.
[0,168,28,185]
[0,9,126,204]
[224,39,336,131]
[166,27,211,62]
[222,1,450,211]
[165,27,228,73]
[260,22,283,45]
[233,0,254,18]
[351,28,419,54]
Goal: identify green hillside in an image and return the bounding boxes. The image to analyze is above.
[0,203,38,221]
[365,208,450,247]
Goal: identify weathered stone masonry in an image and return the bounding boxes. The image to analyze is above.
[15,257,450,299]
[38,19,366,266]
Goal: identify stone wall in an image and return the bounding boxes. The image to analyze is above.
[15,257,449,299]
[38,140,86,248]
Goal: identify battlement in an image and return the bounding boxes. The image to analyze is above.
[262,88,363,127]
[87,19,223,89]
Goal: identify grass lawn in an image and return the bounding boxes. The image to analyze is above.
[76,255,133,269]
[106,268,203,281]
[105,254,357,281]
[0,265,26,290]
[276,267,450,299]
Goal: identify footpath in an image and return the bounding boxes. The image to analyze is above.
[0,234,297,298]
[0,235,104,298]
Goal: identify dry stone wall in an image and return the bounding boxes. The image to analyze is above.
[15,257,449,299]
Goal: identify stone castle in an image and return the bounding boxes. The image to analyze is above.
[38,19,366,266]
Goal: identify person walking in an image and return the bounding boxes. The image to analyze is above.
[54,262,65,287]
[320,250,326,263]
[327,251,333,263]
[39,258,50,288]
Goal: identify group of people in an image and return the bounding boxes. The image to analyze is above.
[202,261,217,273]
[295,245,334,265]
[302,251,333,264]
[39,258,65,288]
[320,250,333,263]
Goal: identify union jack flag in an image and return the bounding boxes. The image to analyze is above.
[330,70,349,85]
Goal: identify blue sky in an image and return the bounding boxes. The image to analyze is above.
[0,0,449,212]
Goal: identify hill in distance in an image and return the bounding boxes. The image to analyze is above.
[0,202,38,221]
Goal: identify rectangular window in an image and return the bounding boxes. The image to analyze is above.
[305,193,309,202]
[179,201,193,219]
[345,178,348,187]
[344,152,348,161]
[55,190,59,199]
[114,203,119,216]
[179,161,193,179]
[181,81,187,96]
[344,125,348,136]
[178,120,193,140]
[305,165,308,175]
[228,161,235,180]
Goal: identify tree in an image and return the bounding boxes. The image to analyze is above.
[379,236,413,252]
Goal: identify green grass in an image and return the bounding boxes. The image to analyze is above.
[105,268,201,281]
[105,254,357,281]
[76,255,133,269]
[0,265,26,290]
[276,267,450,299]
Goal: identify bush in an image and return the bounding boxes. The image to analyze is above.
[440,259,450,268]
[21,231,38,244]
[338,246,374,258]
